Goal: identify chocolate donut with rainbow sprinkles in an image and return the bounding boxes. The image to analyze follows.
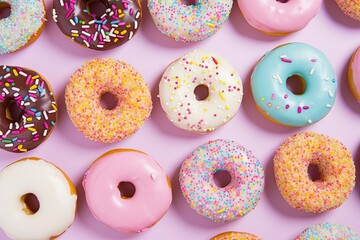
[53,0,142,50]
[0,65,58,153]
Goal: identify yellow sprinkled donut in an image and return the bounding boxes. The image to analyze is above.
[274,132,355,213]
[65,58,152,143]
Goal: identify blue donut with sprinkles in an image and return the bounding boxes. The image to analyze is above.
[52,0,142,50]
[251,42,337,127]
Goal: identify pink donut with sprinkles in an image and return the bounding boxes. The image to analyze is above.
[148,0,233,42]
[52,0,142,50]
[179,139,265,222]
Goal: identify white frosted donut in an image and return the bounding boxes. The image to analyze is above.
[0,158,77,240]
[159,50,243,133]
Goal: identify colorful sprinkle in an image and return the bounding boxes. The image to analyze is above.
[148,0,232,42]
[274,132,355,213]
[0,0,46,54]
[0,66,58,153]
[179,139,265,222]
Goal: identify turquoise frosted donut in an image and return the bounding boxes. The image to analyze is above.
[147,0,233,42]
[296,222,360,239]
[251,43,337,127]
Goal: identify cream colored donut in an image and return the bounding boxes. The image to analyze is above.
[159,50,243,133]
[0,158,77,240]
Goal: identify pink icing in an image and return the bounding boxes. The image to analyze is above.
[237,0,322,34]
[351,48,360,102]
[83,150,172,233]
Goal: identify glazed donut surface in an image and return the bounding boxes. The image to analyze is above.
[53,0,142,50]
[83,149,172,233]
[0,158,77,240]
[159,50,243,133]
[0,65,58,153]
[251,42,337,127]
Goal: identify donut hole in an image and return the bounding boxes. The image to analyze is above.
[86,0,107,19]
[276,0,290,3]
[194,84,209,101]
[21,193,40,215]
[213,170,232,188]
[0,2,11,20]
[181,0,197,6]
[100,92,118,110]
[308,164,321,181]
[286,75,306,95]
[118,182,136,199]
[5,99,24,122]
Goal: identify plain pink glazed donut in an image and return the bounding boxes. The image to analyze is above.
[83,149,172,233]
[237,0,322,35]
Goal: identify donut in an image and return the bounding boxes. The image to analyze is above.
[211,231,262,240]
[148,0,232,42]
[0,0,46,54]
[52,0,142,50]
[159,50,243,133]
[251,42,337,127]
[274,132,355,213]
[83,149,172,233]
[179,139,264,222]
[335,0,360,21]
[297,222,360,239]
[237,0,322,35]
[348,47,360,103]
[0,65,58,153]
[0,158,77,240]
[65,58,152,143]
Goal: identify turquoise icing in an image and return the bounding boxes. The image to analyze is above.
[251,42,337,127]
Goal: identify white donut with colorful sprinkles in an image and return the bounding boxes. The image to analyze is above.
[159,50,243,133]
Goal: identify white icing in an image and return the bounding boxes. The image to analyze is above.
[159,50,243,133]
[0,159,77,240]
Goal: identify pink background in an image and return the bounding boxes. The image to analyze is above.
[1,0,360,239]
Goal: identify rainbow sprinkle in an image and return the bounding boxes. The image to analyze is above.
[0,65,58,153]
[148,0,233,42]
[65,58,152,143]
[52,0,141,50]
[179,139,264,222]
[274,132,355,213]
[0,0,45,54]
[297,222,360,239]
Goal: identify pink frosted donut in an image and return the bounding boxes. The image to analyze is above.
[349,47,360,103]
[237,0,322,35]
[83,149,172,233]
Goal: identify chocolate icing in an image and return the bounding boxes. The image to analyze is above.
[52,0,142,50]
[0,66,58,153]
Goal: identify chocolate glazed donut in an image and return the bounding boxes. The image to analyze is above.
[0,66,58,153]
[52,0,142,50]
